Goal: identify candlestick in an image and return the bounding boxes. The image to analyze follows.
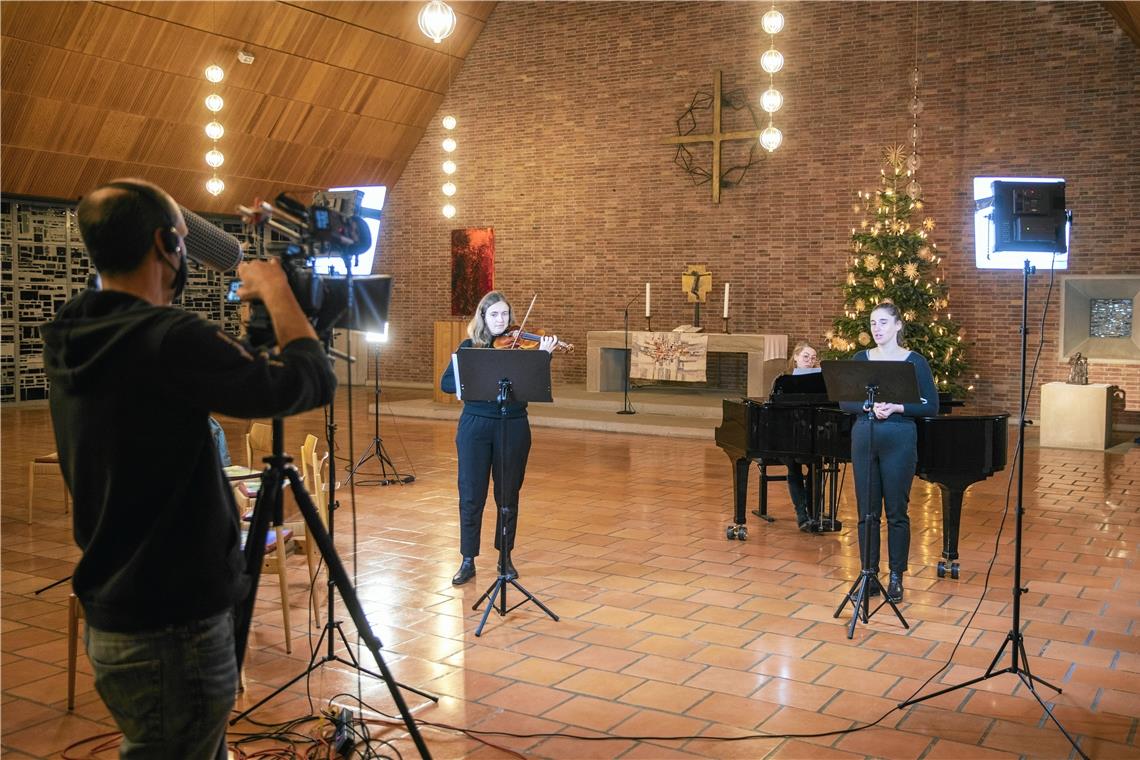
[645,282,651,318]
[722,282,730,319]
[645,316,652,331]
[723,316,730,334]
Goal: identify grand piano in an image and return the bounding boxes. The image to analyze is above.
[714,385,1009,580]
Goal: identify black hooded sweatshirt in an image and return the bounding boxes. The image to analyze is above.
[41,289,337,632]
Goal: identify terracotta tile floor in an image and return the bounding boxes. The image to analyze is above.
[2,388,1138,759]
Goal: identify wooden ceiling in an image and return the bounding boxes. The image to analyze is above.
[1,1,495,213]
[2,2,1135,215]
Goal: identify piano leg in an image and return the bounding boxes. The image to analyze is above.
[725,455,750,541]
[937,484,964,579]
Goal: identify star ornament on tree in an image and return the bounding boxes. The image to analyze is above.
[923,217,936,231]
[884,144,908,169]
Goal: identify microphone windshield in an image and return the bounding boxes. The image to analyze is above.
[181,206,243,272]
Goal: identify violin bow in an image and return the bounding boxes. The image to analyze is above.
[511,293,538,349]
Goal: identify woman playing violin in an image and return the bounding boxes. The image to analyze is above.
[439,290,558,585]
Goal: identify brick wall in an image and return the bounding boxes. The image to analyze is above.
[376,1,1139,420]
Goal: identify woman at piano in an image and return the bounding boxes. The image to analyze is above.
[772,342,820,531]
[838,302,938,603]
[439,290,558,586]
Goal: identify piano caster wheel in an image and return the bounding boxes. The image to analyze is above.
[951,563,959,580]
[726,525,747,541]
[937,561,960,579]
[937,561,946,578]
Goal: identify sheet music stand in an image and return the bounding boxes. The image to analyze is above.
[453,348,559,636]
[821,359,920,638]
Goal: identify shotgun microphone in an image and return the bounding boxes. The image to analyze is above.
[181,206,244,271]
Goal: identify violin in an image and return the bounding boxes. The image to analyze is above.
[493,326,574,353]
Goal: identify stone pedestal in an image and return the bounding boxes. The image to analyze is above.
[1039,382,1113,450]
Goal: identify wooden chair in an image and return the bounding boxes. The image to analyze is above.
[28,452,70,523]
[294,434,325,624]
[239,423,321,653]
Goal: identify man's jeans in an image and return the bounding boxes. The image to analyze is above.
[85,610,237,759]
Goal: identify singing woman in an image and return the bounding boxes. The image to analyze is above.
[439,291,557,585]
[838,302,938,602]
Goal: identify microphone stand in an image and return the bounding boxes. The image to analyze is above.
[618,297,636,415]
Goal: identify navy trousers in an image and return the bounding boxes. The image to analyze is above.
[455,413,531,558]
[851,418,917,574]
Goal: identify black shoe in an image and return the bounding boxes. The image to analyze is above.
[451,558,476,586]
[795,509,811,532]
[887,572,904,602]
[866,578,880,597]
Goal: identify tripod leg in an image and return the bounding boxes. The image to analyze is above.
[473,578,505,637]
[511,579,559,621]
[233,467,284,674]
[1014,635,1062,694]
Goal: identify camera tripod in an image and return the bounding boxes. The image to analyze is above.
[350,342,414,486]
[231,417,434,759]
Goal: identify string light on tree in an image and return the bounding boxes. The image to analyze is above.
[758,5,784,153]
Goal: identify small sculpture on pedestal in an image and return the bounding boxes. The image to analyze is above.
[1066,352,1088,385]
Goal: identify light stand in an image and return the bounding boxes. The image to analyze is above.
[618,297,636,415]
[350,333,415,485]
[899,260,1087,760]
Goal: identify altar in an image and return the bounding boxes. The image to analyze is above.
[586,331,788,397]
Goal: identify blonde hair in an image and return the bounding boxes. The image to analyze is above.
[467,290,512,347]
[788,341,818,372]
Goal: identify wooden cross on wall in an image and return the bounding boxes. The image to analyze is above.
[664,70,764,204]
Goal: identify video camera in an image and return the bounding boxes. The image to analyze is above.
[237,191,391,348]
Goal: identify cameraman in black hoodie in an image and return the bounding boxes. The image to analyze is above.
[41,178,336,759]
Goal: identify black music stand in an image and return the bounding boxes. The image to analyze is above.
[453,348,560,637]
[821,359,920,638]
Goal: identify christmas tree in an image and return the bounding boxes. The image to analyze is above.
[823,146,971,398]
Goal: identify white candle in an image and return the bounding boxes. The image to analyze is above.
[723,282,730,319]
[645,282,651,318]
